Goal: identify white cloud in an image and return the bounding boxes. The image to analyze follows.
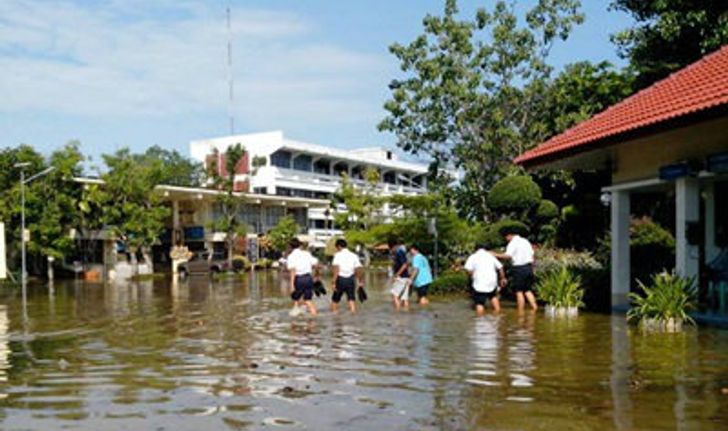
[0,0,390,129]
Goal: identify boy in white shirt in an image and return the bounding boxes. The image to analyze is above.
[465,243,507,315]
[331,238,364,313]
[287,238,321,316]
[494,228,538,311]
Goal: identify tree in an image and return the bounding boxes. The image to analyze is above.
[380,0,584,219]
[134,145,205,187]
[208,144,248,267]
[0,143,84,275]
[611,0,728,88]
[28,143,85,260]
[267,216,300,253]
[95,148,170,274]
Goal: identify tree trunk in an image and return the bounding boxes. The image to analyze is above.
[227,235,234,269]
[130,246,139,276]
[141,247,153,274]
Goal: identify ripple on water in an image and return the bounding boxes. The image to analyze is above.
[0,276,726,430]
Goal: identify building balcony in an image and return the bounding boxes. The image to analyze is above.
[271,167,425,195]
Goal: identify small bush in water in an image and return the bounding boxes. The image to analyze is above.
[627,271,696,332]
[429,271,470,295]
[535,267,584,309]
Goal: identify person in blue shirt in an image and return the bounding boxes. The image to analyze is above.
[407,244,433,306]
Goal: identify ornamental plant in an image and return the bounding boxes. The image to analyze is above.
[535,267,585,313]
[627,271,697,332]
[487,175,542,219]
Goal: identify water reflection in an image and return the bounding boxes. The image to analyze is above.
[0,306,8,400]
[0,275,724,430]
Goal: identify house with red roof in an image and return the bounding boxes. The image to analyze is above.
[517,45,728,310]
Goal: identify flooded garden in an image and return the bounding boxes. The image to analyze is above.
[0,271,726,430]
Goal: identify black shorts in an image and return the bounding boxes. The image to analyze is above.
[473,290,497,306]
[510,264,535,293]
[291,274,314,301]
[332,276,356,303]
[415,284,430,299]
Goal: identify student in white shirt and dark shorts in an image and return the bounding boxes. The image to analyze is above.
[464,244,507,315]
[287,238,320,316]
[331,238,363,313]
[495,228,538,311]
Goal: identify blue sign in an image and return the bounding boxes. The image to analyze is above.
[659,162,693,180]
[184,226,205,241]
[707,152,728,174]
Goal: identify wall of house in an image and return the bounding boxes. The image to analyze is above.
[612,116,728,184]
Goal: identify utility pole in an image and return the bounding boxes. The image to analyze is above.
[14,163,55,320]
[227,3,235,135]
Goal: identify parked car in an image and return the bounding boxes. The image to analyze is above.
[178,251,229,278]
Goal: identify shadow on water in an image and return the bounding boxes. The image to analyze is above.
[0,271,725,430]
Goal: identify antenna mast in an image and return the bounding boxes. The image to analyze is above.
[226,3,234,135]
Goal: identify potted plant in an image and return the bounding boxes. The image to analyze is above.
[627,271,696,332]
[535,267,584,317]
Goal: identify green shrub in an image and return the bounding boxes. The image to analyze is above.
[627,271,697,331]
[536,199,559,221]
[535,267,585,309]
[487,175,542,215]
[232,255,251,272]
[429,271,470,295]
[537,224,557,245]
[479,219,529,249]
[534,248,602,275]
[256,258,272,269]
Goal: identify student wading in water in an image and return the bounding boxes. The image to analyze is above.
[407,244,432,306]
[494,228,538,311]
[287,238,321,316]
[331,239,364,313]
[465,243,507,315]
[388,239,410,310]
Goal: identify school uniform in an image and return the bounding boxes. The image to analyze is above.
[390,245,410,299]
[464,249,503,306]
[287,248,318,301]
[505,235,535,293]
[332,248,362,303]
[411,253,433,299]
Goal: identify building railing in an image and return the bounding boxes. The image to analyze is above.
[272,167,424,194]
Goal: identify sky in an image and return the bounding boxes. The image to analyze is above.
[0,0,633,165]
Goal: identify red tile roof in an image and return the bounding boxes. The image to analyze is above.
[515,45,728,167]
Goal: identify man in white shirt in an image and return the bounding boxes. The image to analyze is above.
[494,228,538,311]
[465,244,507,315]
[287,238,321,316]
[331,238,364,313]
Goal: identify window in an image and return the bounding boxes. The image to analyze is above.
[313,159,331,175]
[383,172,396,184]
[333,162,349,177]
[293,154,313,172]
[270,150,292,168]
[253,187,268,194]
[351,166,363,179]
[276,187,292,196]
[310,219,326,229]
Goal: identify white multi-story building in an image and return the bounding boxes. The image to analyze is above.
[190,131,430,241]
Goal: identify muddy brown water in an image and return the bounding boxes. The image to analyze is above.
[0,270,726,430]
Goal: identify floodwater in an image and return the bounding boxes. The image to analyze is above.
[0,271,727,431]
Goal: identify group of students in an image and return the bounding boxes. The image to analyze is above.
[388,228,537,315]
[284,227,538,317]
[286,237,366,316]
